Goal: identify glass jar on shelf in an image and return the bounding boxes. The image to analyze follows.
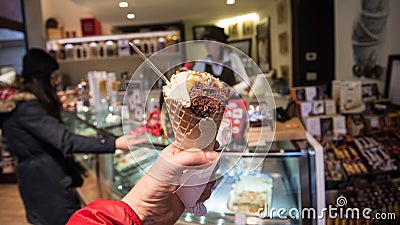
[74,43,82,59]
[89,42,98,58]
[105,40,117,57]
[64,43,75,60]
[97,42,106,58]
[157,37,166,50]
[81,43,89,59]
[117,39,131,56]
[142,39,150,54]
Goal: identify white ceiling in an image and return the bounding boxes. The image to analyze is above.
[70,0,274,26]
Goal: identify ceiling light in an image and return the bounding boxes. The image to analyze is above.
[226,0,235,5]
[127,13,135,19]
[119,2,128,8]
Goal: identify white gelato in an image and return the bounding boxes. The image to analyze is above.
[162,71,224,107]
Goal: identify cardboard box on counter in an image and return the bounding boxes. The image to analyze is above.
[346,114,365,136]
[47,28,63,39]
[363,114,382,134]
[247,118,306,146]
[324,99,337,115]
[333,116,346,136]
[297,101,313,117]
[291,86,317,101]
[246,126,274,146]
[303,116,321,137]
[334,80,364,114]
[297,100,327,117]
[312,100,325,115]
[290,85,329,101]
[275,117,306,140]
[303,115,346,139]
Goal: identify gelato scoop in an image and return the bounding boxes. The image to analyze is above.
[163,71,229,113]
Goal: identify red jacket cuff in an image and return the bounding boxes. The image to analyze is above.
[67,199,143,225]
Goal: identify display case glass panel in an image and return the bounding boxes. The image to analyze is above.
[62,110,320,225]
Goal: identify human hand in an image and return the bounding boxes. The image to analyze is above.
[121,143,219,225]
[115,134,147,152]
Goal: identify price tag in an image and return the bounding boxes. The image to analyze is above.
[126,80,144,123]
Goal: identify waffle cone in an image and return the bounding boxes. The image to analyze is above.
[165,99,225,151]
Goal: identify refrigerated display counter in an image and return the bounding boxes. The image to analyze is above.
[62,110,325,225]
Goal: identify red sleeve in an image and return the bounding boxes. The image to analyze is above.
[67,199,143,225]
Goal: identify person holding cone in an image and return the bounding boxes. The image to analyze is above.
[67,143,219,225]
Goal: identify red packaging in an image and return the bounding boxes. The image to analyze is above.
[224,99,248,140]
[81,18,102,36]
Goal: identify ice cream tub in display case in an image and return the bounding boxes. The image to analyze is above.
[226,173,273,215]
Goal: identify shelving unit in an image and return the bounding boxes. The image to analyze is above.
[45,30,183,85]
[46,30,181,61]
[47,30,180,45]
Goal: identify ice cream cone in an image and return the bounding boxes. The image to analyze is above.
[165,98,225,151]
[162,71,230,215]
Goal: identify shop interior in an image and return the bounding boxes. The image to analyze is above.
[1,0,400,224]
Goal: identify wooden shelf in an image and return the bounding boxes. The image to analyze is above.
[46,30,180,45]
[57,52,180,64]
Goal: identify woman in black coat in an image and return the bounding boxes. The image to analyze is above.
[0,49,136,225]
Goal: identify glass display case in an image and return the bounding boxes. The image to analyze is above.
[185,150,317,225]
[62,111,325,225]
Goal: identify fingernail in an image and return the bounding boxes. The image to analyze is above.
[205,151,218,161]
[214,141,220,149]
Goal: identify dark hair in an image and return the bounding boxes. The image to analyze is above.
[21,49,61,120]
[200,26,229,43]
[21,76,61,120]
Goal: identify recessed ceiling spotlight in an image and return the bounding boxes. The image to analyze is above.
[119,1,129,8]
[127,13,136,19]
[226,0,235,5]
